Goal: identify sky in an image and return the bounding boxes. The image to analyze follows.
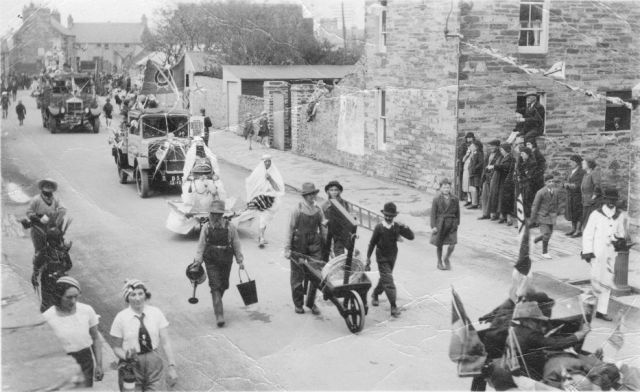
[1,0,365,37]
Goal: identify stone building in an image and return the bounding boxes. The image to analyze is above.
[69,15,147,74]
[288,0,639,236]
[5,4,75,75]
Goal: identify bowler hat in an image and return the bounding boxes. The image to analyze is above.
[301,182,319,196]
[324,180,343,193]
[381,202,398,217]
[465,132,475,139]
[488,139,501,147]
[512,301,549,321]
[38,178,58,191]
[186,263,206,285]
[524,90,538,97]
[209,199,226,213]
[602,187,619,201]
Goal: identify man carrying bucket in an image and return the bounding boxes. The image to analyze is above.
[191,200,244,327]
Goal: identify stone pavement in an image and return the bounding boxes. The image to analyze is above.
[211,130,640,308]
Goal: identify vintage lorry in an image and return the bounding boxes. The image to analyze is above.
[111,107,205,198]
[38,72,100,134]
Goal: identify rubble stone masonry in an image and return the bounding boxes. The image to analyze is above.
[457,0,640,236]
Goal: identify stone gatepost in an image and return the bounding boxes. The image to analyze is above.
[263,81,291,151]
[290,84,316,152]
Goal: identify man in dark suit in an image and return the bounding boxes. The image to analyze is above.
[531,174,565,259]
[521,91,545,139]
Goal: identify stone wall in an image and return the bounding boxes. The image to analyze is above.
[238,94,266,136]
[458,0,640,207]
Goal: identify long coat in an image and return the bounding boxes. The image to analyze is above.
[488,153,505,213]
[563,167,585,222]
[468,150,484,188]
[430,193,460,246]
[517,157,537,217]
[522,102,546,138]
[580,169,602,207]
[582,207,626,289]
[531,148,546,194]
[495,153,515,216]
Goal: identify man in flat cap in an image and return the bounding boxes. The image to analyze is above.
[521,91,545,139]
[530,174,564,259]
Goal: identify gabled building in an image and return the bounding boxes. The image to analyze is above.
[69,15,147,74]
[289,0,640,236]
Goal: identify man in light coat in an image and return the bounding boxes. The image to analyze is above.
[581,188,628,321]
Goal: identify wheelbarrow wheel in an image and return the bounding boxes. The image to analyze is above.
[343,290,365,333]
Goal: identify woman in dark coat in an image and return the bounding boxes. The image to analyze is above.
[562,155,585,236]
[487,141,505,220]
[495,143,515,225]
[526,138,546,195]
[517,147,538,218]
[430,178,460,270]
[466,141,484,209]
[579,159,602,236]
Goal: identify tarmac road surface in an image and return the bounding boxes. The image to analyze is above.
[3,90,639,390]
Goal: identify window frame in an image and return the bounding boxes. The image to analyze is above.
[378,7,388,53]
[377,88,387,150]
[518,0,550,54]
[604,90,632,131]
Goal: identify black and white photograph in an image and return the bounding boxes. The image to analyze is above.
[1,0,640,390]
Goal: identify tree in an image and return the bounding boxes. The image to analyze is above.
[143,1,363,66]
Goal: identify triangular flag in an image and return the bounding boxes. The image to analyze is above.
[544,61,565,80]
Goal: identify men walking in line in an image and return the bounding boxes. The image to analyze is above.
[366,202,414,317]
[284,183,327,315]
[530,174,564,259]
[192,200,245,327]
[16,100,26,125]
[581,188,628,321]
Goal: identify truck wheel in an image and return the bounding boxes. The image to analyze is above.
[48,116,57,134]
[92,118,100,133]
[116,155,128,184]
[135,166,150,198]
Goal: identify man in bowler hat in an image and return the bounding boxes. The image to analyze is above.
[366,202,414,317]
[284,183,327,315]
[521,91,546,139]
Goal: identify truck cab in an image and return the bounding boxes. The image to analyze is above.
[112,107,192,198]
[39,72,100,133]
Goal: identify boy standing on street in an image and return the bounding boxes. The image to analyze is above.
[530,174,564,259]
[103,98,113,127]
[366,202,415,317]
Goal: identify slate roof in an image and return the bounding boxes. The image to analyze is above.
[186,52,220,73]
[50,18,73,36]
[70,23,145,44]
[223,65,354,80]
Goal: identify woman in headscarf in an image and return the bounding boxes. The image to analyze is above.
[237,154,285,247]
[563,155,585,237]
[43,277,103,387]
[110,280,178,391]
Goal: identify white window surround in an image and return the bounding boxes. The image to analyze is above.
[378,7,387,53]
[377,88,387,150]
[518,0,550,54]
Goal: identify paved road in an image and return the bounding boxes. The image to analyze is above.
[3,91,638,390]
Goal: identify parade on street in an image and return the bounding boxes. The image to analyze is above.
[2,0,640,391]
